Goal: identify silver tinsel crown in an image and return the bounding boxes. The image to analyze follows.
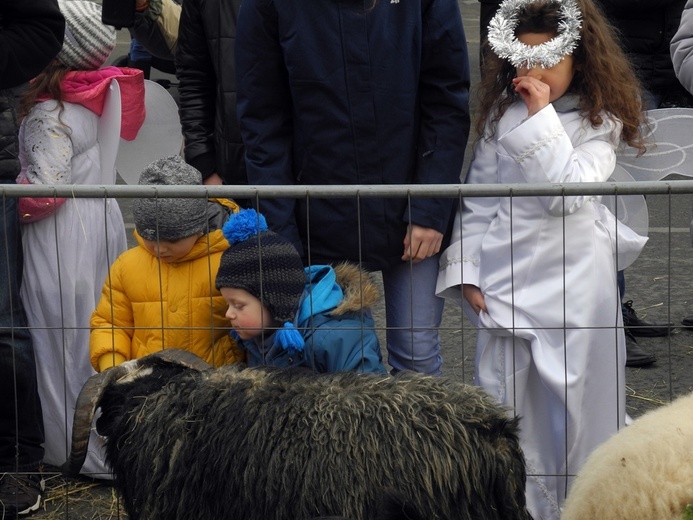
[487,0,582,69]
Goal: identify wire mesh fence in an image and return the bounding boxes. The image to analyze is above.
[1,180,693,518]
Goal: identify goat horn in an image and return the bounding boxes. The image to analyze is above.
[61,350,211,476]
[61,362,133,477]
[145,348,213,370]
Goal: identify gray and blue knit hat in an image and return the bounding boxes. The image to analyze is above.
[216,209,307,351]
[57,1,116,70]
[133,156,208,242]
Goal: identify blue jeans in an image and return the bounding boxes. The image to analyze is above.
[0,193,44,471]
[129,38,152,62]
[382,255,444,376]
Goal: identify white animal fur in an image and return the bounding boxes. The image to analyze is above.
[562,391,693,520]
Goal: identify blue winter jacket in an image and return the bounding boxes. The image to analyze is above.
[236,0,471,270]
[240,264,387,374]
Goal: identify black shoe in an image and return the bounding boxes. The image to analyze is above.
[622,300,673,337]
[625,331,656,368]
[682,317,693,327]
[0,472,44,516]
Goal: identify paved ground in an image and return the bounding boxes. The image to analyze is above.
[32,0,693,517]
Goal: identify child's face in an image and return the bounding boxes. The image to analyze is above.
[514,31,575,103]
[141,234,200,263]
[220,287,276,341]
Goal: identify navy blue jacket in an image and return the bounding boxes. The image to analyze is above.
[236,0,471,270]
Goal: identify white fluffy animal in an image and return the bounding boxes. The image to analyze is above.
[562,391,693,520]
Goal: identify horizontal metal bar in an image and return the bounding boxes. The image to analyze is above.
[2,180,693,198]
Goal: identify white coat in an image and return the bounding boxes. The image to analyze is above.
[19,100,127,477]
[436,100,647,520]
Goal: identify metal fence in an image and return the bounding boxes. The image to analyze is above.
[2,180,693,518]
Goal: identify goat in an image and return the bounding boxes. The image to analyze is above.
[64,349,532,520]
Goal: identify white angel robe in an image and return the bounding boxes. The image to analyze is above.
[436,100,647,520]
[18,100,127,477]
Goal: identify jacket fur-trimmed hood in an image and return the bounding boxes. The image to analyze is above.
[331,262,380,316]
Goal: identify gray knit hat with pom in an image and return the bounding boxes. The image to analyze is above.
[57,0,116,70]
[133,156,208,242]
[216,209,306,326]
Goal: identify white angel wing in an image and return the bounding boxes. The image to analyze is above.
[617,108,693,181]
[603,164,649,237]
[606,108,693,235]
[115,80,183,184]
[97,79,122,184]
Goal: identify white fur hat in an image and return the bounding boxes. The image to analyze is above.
[57,0,116,70]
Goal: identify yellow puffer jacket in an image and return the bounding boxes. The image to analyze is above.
[90,198,244,372]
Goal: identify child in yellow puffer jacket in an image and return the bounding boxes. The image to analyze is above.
[90,155,243,371]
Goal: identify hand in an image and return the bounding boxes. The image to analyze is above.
[512,75,550,117]
[203,172,224,186]
[401,224,443,264]
[463,284,487,315]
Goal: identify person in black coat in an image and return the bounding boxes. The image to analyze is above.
[175,0,246,191]
[0,0,64,514]
[596,0,686,367]
[597,0,693,109]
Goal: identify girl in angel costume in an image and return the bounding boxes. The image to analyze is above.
[436,0,649,517]
[16,0,145,476]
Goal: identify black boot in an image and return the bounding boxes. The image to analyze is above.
[622,300,673,337]
[625,330,656,368]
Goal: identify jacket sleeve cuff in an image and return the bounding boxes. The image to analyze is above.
[98,352,128,373]
[186,152,217,181]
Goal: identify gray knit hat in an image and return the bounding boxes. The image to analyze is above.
[57,0,116,70]
[216,209,306,326]
[133,156,208,242]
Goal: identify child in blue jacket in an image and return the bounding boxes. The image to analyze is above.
[216,209,386,374]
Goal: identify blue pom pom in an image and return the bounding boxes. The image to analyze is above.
[275,322,304,353]
[222,209,268,245]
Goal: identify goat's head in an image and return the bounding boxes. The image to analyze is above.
[62,349,212,477]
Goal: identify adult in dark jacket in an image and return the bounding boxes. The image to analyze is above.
[671,0,693,327]
[175,0,245,189]
[595,0,687,367]
[597,0,693,108]
[0,0,64,515]
[236,0,471,375]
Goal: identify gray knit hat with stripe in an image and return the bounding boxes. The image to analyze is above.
[57,0,116,70]
[133,156,208,242]
[216,209,306,324]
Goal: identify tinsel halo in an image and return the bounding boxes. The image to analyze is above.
[487,0,582,69]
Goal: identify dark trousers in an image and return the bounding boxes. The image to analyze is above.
[0,190,44,471]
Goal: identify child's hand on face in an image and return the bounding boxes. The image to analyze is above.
[513,75,551,117]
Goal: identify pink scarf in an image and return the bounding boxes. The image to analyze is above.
[40,66,146,141]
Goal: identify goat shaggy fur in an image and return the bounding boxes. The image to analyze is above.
[562,391,693,520]
[65,350,532,520]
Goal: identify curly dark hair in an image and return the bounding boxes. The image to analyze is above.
[476,0,647,153]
